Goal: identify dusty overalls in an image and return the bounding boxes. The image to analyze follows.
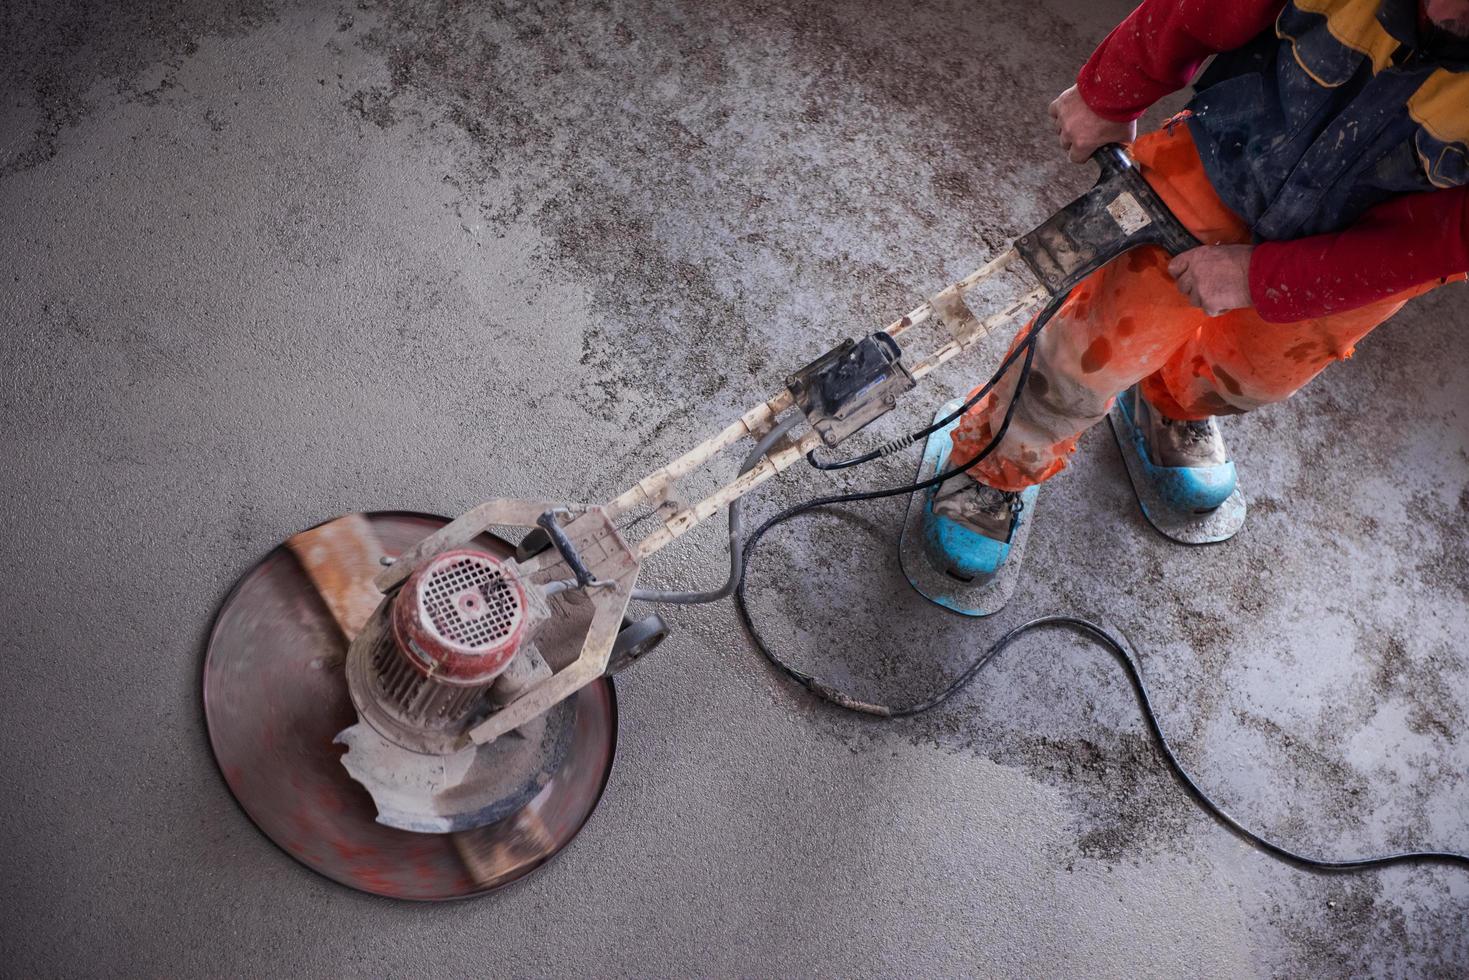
[949,123,1447,493]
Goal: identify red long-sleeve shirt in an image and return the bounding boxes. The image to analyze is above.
[1075,0,1469,322]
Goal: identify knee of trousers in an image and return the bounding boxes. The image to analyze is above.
[1004,361,1114,446]
[1177,372,1285,417]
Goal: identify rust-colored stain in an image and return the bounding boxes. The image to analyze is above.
[316,787,346,814]
[1195,391,1233,414]
[331,840,379,861]
[1026,369,1050,398]
[1213,364,1243,397]
[1080,337,1112,373]
[287,514,386,641]
[1284,341,1317,362]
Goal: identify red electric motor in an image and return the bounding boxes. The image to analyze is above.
[359,548,531,751]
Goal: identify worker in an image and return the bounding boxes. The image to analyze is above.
[935,0,1469,574]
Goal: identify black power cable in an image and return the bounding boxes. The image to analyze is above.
[737,582,1469,872]
[730,294,1469,874]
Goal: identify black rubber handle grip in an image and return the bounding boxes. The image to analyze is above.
[1091,142,1133,180]
[536,510,598,587]
[1016,141,1201,296]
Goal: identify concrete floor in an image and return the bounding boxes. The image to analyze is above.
[3,0,1467,975]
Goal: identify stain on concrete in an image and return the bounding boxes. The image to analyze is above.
[332,0,1093,425]
[1261,871,1469,979]
[1007,731,1194,863]
[1,0,283,176]
[1,0,1466,975]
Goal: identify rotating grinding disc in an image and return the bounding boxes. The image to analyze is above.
[203,511,616,901]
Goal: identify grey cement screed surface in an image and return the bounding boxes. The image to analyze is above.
[1,0,1467,976]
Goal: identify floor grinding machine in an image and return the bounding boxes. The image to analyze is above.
[204,147,1460,900]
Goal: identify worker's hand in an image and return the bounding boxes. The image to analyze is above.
[1168,245,1256,317]
[1049,85,1136,164]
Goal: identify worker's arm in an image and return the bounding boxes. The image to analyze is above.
[1054,0,1285,162]
[1173,188,1469,321]
[1075,0,1287,123]
[1059,0,1466,322]
[1249,185,1469,321]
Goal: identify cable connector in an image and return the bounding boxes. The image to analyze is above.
[875,433,919,458]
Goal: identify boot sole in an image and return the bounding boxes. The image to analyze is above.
[1107,399,1246,545]
[898,398,1037,617]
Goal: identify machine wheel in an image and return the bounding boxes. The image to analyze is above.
[606,614,668,675]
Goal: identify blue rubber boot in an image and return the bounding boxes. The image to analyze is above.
[1115,386,1237,514]
[898,397,1041,616]
[921,433,1039,584]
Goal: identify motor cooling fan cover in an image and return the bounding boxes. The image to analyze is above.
[203,511,617,900]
